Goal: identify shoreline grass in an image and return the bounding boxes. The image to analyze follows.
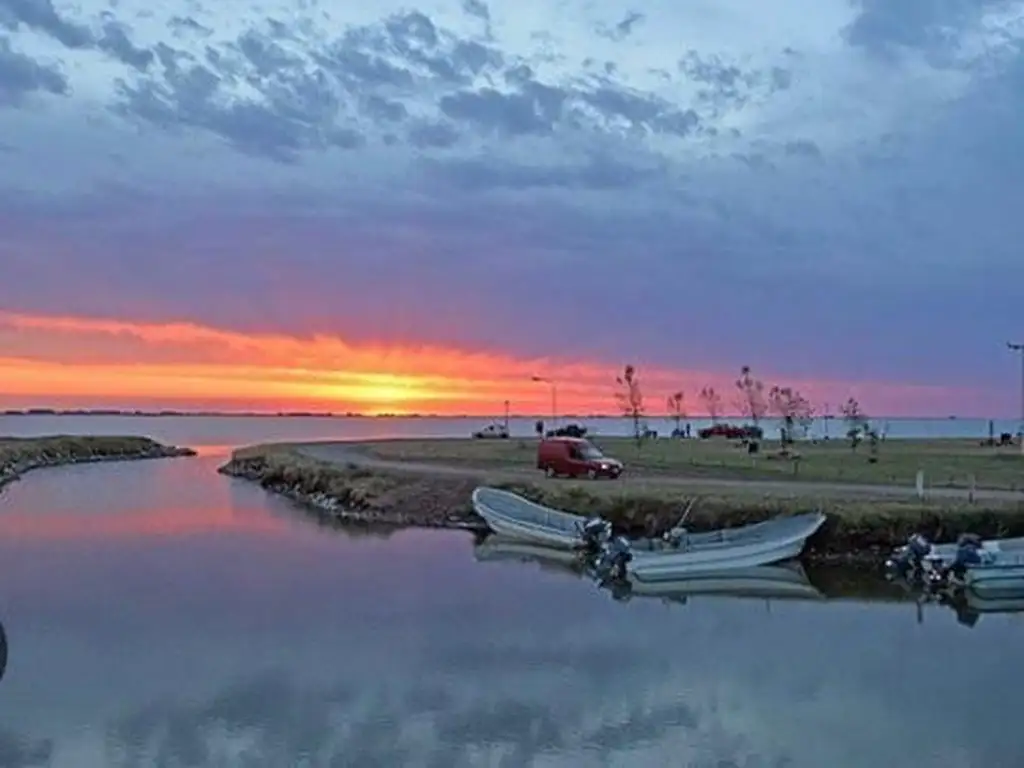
[220,443,1024,563]
[0,435,195,492]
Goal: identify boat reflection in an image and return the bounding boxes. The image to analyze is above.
[0,616,7,682]
[472,536,823,604]
[472,537,588,577]
[473,535,1024,625]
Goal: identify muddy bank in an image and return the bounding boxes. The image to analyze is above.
[0,435,195,492]
[219,446,1024,564]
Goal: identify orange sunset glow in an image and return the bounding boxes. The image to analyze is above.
[0,310,972,415]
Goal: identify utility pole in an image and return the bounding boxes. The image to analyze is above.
[530,375,557,428]
[1008,342,1024,454]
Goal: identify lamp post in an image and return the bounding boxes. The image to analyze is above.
[1008,342,1024,454]
[531,375,557,428]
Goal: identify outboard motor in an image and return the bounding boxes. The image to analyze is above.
[885,533,933,576]
[594,536,633,581]
[580,518,612,554]
[947,536,984,579]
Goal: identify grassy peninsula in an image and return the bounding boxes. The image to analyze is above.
[0,435,195,492]
[219,438,1024,564]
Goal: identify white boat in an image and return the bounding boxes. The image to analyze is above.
[471,488,591,549]
[471,487,827,566]
[926,536,1024,561]
[601,510,827,582]
[888,532,1024,574]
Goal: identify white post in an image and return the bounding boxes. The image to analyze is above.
[1008,342,1024,454]
[915,469,925,499]
[531,375,557,430]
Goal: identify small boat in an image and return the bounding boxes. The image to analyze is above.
[471,487,594,549]
[471,488,827,566]
[617,561,824,602]
[594,511,827,582]
[886,532,1024,575]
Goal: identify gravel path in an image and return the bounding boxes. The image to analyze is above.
[295,442,1024,502]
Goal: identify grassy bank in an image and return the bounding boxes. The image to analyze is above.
[0,435,195,492]
[361,436,1024,490]
[220,443,1024,563]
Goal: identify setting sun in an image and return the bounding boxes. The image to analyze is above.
[0,310,982,416]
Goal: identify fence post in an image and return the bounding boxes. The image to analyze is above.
[915,470,925,500]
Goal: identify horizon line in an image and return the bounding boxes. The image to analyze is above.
[0,408,1017,421]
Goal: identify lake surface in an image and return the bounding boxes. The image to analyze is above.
[0,413,1019,449]
[1,455,1023,766]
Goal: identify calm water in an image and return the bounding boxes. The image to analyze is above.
[0,413,1020,448]
[0,455,1023,766]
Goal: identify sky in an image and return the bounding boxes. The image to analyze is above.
[2,0,1023,416]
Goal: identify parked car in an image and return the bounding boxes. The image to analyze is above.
[698,424,763,440]
[472,423,509,439]
[545,423,588,438]
[536,437,622,479]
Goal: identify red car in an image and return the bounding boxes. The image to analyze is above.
[536,437,622,479]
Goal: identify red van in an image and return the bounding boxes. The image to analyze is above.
[536,437,622,479]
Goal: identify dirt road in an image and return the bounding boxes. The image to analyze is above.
[296,442,1024,503]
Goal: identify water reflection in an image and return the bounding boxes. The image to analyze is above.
[2,458,1024,766]
[0,616,6,682]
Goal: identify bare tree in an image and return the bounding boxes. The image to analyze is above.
[735,366,767,427]
[666,391,686,435]
[768,386,814,448]
[615,364,645,445]
[840,397,869,450]
[699,386,721,423]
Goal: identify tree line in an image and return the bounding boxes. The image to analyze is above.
[614,363,874,450]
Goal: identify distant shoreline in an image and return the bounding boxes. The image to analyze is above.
[1,410,1014,421]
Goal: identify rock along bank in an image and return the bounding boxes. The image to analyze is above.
[0,435,196,493]
[219,443,1024,565]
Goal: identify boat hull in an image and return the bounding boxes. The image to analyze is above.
[472,488,588,549]
[625,526,822,582]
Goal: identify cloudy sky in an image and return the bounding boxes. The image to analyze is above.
[2,0,1023,414]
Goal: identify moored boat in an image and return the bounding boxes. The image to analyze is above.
[471,488,827,572]
[592,511,827,582]
[886,532,1024,576]
[471,487,594,549]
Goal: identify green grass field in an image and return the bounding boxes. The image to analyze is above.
[358,436,1024,491]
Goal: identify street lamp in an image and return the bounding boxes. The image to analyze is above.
[1008,342,1024,454]
[531,375,557,428]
